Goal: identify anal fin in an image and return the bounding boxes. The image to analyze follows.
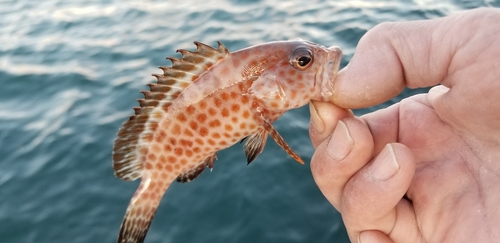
[176,153,218,183]
[243,129,268,165]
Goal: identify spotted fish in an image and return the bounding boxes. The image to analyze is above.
[112,40,342,242]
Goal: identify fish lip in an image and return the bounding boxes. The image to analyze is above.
[317,46,342,101]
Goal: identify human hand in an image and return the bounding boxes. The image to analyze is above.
[309,8,500,243]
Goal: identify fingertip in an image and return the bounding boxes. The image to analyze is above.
[341,143,415,230]
[309,101,352,148]
[358,231,394,243]
[310,117,374,208]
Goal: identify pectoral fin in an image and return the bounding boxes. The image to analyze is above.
[242,129,268,165]
[260,118,304,164]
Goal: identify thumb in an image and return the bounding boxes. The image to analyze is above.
[330,13,460,108]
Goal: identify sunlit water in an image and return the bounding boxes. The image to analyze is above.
[1,1,498,242]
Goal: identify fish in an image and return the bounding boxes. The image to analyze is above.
[112,40,342,243]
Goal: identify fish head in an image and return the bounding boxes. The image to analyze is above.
[244,40,342,111]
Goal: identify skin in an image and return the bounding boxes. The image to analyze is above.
[308,8,500,243]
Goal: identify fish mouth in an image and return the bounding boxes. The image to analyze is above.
[317,46,342,101]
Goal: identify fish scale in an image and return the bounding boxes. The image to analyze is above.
[113,40,342,242]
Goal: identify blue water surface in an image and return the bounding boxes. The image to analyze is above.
[0,0,498,242]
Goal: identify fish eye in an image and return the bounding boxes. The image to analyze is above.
[290,48,313,70]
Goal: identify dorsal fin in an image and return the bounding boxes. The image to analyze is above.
[112,42,229,181]
[176,153,218,183]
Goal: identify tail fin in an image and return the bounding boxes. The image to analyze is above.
[117,180,168,243]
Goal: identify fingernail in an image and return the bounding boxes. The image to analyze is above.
[326,120,353,161]
[369,144,399,181]
[309,101,325,134]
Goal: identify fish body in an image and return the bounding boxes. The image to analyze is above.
[112,40,342,242]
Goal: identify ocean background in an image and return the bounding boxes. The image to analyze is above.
[1,1,498,242]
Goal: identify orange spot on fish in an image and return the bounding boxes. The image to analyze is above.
[195,138,204,145]
[249,124,257,130]
[159,155,166,163]
[232,58,241,67]
[231,104,240,112]
[147,154,157,161]
[230,92,238,99]
[151,144,160,153]
[184,129,194,137]
[156,163,163,170]
[163,144,172,152]
[199,100,207,110]
[221,92,229,101]
[145,162,153,170]
[220,66,230,76]
[288,69,296,76]
[208,139,216,145]
[219,140,227,146]
[209,119,221,128]
[166,165,173,172]
[224,124,233,131]
[231,117,238,123]
[177,113,187,122]
[186,105,196,115]
[174,148,183,156]
[185,149,193,157]
[156,130,166,143]
[213,97,222,107]
[169,138,177,145]
[199,127,209,136]
[239,123,247,129]
[212,132,221,139]
[189,121,198,130]
[221,108,229,117]
[241,51,250,60]
[179,139,193,147]
[242,110,250,119]
[223,133,231,138]
[193,147,201,153]
[241,95,249,104]
[172,124,181,135]
[180,159,188,165]
[271,102,279,108]
[291,90,297,99]
[197,113,207,123]
[208,108,217,116]
[278,70,285,76]
[167,156,176,163]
